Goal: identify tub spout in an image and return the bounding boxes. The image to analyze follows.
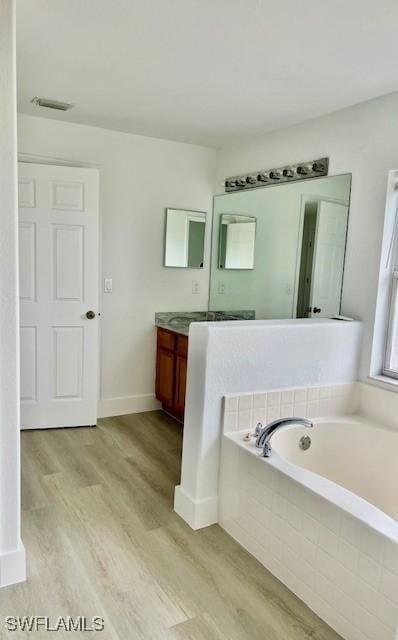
[256,417,314,457]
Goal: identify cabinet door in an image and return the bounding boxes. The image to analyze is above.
[156,348,175,406]
[174,354,187,417]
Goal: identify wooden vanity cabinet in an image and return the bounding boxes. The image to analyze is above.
[155,327,188,421]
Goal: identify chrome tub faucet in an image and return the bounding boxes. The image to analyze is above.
[255,417,314,457]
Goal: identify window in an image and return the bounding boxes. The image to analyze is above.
[384,270,398,377]
[369,171,398,381]
[383,182,398,378]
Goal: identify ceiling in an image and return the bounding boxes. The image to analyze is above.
[16,0,398,147]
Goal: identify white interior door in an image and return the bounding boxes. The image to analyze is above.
[225,222,256,269]
[309,200,348,318]
[18,162,100,429]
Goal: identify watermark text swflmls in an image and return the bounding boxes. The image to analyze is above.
[4,616,105,632]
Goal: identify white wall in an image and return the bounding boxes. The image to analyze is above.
[0,0,26,587]
[18,92,398,412]
[175,318,363,529]
[18,114,216,416]
[216,91,398,379]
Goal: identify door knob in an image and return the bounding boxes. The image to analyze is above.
[86,310,96,319]
[313,307,321,314]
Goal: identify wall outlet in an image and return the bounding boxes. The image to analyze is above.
[218,281,226,294]
[104,278,113,293]
[192,281,200,294]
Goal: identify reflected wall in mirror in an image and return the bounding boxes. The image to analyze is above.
[164,208,206,268]
[209,174,351,319]
[219,215,256,269]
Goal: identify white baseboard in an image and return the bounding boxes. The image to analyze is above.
[98,393,160,418]
[0,543,26,588]
[174,485,218,530]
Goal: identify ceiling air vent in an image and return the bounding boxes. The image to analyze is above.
[31,97,74,111]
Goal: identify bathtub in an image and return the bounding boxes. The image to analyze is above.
[219,416,398,640]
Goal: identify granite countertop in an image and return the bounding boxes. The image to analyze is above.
[155,310,256,337]
[155,322,191,336]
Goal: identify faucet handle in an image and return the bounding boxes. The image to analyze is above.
[262,442,272,458]
[253,422,263,437]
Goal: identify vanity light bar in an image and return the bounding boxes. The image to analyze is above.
[224,157,329,192]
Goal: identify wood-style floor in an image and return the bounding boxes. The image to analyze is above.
[1,411,341,639]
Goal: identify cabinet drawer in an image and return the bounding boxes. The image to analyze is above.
[176,334,188,357]
[157,327,176,351]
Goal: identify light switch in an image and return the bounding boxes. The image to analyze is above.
[104,278,113,293]
[218,281,226,294]
[192,281,200,294]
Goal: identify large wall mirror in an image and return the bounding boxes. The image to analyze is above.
[164,208,206,268]
[209,174,351,319]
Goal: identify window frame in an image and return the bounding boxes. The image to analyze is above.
[383,268,398,378]
[369,170,398,383]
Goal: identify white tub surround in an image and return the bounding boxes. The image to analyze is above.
[0,0,26,587]
[357,381,398,431]
[223,380,398,439]
[174,318,362,529]
[224,383,357,433]
[220,420,398,640]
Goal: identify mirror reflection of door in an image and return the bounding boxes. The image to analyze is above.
[164,208,206,268]
[187,218,205,268]
[296,203,317,318]
[219,214,256,269]
[297,200,349,318]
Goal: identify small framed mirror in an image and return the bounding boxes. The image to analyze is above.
[219,214,256,269]
[164,208,206,268]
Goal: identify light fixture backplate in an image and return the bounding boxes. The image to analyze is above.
[225,157,329,192]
